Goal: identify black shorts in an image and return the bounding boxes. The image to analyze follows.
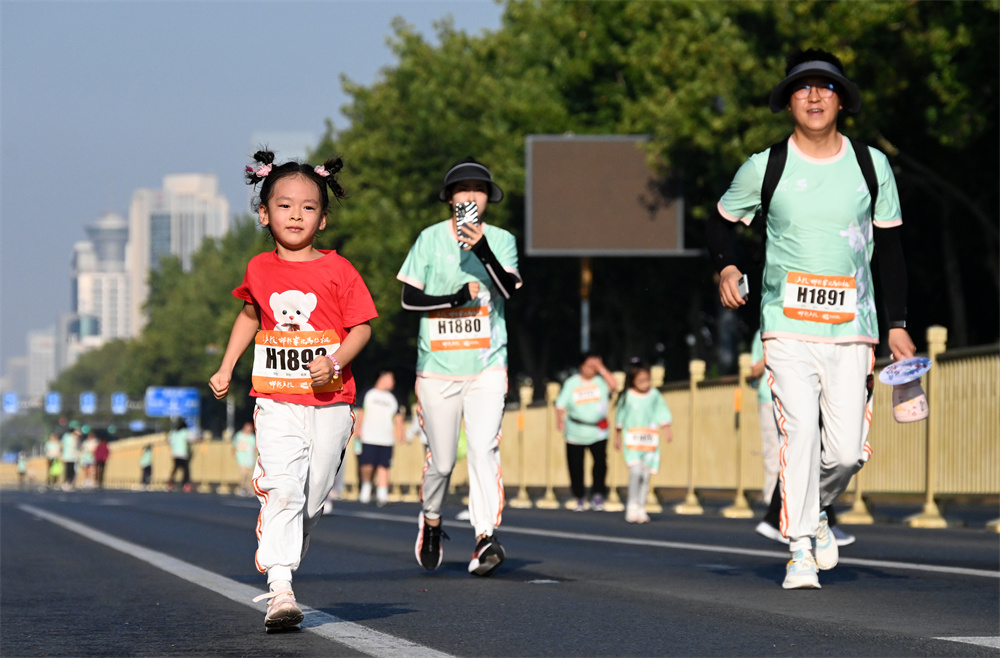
[359,443,393,469]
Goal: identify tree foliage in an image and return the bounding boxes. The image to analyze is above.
[31,0,998,440]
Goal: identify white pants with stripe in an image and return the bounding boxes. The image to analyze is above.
[759,402,780,505]
[417,370,507,538]
[765,339,874,543]
[252,398,353,584]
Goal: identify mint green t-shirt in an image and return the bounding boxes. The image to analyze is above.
[616,389,672,474]
[556,374,611,445]
[750,330,773,405]
[719,136,902,344]
[397,220,520,379]
[169,429,190,459]
[61,432,78,463]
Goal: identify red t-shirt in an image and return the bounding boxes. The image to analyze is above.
[234,250,378,406]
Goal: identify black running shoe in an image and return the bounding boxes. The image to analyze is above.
[468,534,505,577]
[415,514,448,570]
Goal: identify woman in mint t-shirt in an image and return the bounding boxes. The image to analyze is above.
[555,352,619,512]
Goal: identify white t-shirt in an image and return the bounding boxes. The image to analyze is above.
[360,389,401,447]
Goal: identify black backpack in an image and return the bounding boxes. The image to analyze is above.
[757,136,879,235]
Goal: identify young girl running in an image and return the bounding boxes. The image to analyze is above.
[614,358,673,524]
[209,151,377,630]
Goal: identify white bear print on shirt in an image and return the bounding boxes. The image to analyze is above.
[270,290,317,331]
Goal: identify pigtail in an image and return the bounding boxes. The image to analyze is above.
[245,150,276,187]
[316,156,348,200]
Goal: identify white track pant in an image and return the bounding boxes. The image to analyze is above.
[417,370,506,538]
[252,399,353,584]
[765,339,874,542]
[759,402,780,505]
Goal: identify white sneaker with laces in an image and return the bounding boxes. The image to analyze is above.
[782,549,821,590]
[814,510,839,570]
[253,590,304,629]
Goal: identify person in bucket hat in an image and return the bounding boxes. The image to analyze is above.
[706,48,916,589]
[399,157,522,577]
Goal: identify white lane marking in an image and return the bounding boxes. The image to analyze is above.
[18,505,453,658]
[339,509,1000,580]
[934,636,1000,649]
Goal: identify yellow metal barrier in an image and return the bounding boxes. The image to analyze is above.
[4,327,996,531]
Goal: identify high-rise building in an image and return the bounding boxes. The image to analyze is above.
[27,328,56,400]
[73,212,130,339]
[126,174,230,335]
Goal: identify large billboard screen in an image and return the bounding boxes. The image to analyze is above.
[525,135,693,256]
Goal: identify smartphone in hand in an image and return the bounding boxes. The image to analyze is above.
[455,201,479,249]
[737,275,749,299]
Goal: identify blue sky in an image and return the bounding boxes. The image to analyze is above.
[0,0,503,371]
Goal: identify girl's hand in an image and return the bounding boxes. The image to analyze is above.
[614,434,621,452]
[467,281,480,299]
[664,426,673,444]
[209,371,231,399]
[308,355,339,386]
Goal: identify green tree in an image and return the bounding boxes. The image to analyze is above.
[47,0,999,426]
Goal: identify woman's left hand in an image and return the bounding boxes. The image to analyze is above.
[459,220,484,249]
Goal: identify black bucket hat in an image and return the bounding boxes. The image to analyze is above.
[769,59,862,115]
[437,161,504,203]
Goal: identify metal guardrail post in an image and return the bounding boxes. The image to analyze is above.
[722,354,753,518]
[839,470,874,524]
[509,384,534,509]
[535,382,562,509]
[907,325,949,528]
[605,371,627,513]
[675,359,705,514]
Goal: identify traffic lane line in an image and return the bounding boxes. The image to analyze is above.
[334,508,1000,580]
[18,504,453,658]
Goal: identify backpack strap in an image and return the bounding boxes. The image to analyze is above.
[848,136,879,222]
[752,137,789,263]
[758,137,789,226]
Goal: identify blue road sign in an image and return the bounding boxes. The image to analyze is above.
[3,392,18,414]
[144,387,201,418]
[45,392,61,414]
[128,420,147,432]
[111,392,128,415]
[80,392,97,414]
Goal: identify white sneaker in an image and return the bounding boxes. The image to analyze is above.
[253,590,304,629]
[625,506,641,523]
[832,525,856,546]
[755,521,790,544]
[782,549,821,590]
[814,511,839,570]
[322,499,334,515]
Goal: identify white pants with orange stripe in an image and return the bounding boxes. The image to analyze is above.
[417,369,506,538]
[765,339,874,543]
[252,398,353,585]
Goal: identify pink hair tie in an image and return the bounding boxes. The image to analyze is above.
[314,165,330,178]
[245,163,272,178]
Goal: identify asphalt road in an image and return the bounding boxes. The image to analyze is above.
[2,489,998,657]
